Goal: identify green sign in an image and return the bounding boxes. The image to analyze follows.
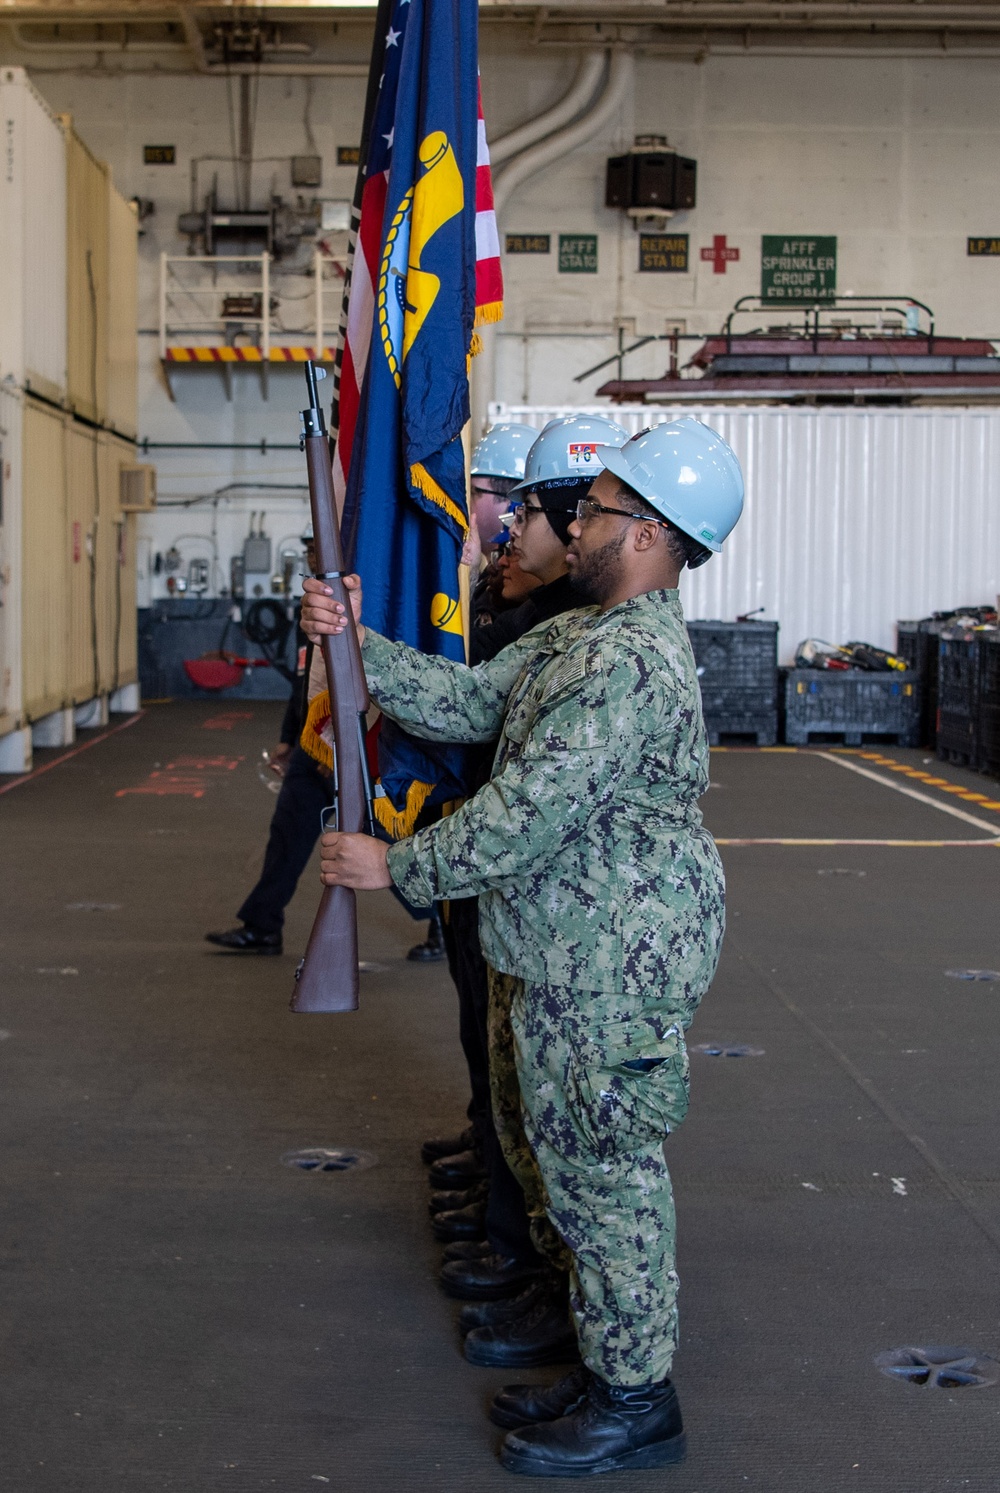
[638,234,689,273]
[761,236,837,303]
[968,237,1000,256]
[559,234,598,274]
[506,233,551,255]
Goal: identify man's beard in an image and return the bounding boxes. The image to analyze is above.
[568,529,628,605]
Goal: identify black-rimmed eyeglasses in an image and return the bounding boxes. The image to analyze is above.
[574,498,669,527]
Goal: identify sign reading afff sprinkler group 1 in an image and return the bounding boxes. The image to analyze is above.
[761,237,837,303]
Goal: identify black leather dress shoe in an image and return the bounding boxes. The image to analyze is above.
[499,1376,686,1477]
[421,1126,476,1165]
[442,1237,491,1263]
[490,1365,591,1431]
[458,1276,554,1336]
[430,1200,486,1243]
[463,1288,578,1368]
[428,1179,488,1217]
[428,1149,487,1188]
[440,1251,545,1301]
[205,926,282,955]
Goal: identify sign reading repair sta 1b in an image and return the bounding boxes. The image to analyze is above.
[761,237,837,303]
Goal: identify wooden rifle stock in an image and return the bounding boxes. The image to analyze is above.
[292,362,373,1014]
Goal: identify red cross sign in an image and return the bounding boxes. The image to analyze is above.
[700,235,740,274]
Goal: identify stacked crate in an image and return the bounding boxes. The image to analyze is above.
[783,669,921,747]
[979,636,1000,776]
[935,628,981,767]
[895,619,945,749]
[686,620,779,746]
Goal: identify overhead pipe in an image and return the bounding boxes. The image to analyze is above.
[471,51,633,435]
[8,20,188,52]
[489,50,606,169]
[178,9,366,76]
[493,50,633,217]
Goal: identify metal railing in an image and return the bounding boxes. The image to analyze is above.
[158,250,347,359]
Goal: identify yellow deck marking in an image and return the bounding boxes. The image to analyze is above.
[710,745,1000,839]
[818,753,1000,836]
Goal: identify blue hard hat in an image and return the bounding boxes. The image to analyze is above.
[508,414,629,498]
[471,423,537,481]
[598,418,744,559]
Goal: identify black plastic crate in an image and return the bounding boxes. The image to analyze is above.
[978,702,1000,776]
[687,620,778,746]
[783,669,921,747]
[896,618,944,748]
[980,633,1000,708]
[935,630,981,767]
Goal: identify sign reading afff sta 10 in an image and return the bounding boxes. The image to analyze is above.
[761,237,837,303]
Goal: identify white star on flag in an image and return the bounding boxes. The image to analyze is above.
[384,127,395,149]
[385,26,400,46]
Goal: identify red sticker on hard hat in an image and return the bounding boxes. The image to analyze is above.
[567,442,600,468]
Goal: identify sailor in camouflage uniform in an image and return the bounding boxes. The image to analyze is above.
[302,419,744,1478]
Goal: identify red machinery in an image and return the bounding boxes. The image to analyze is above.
[595,297,1000,404]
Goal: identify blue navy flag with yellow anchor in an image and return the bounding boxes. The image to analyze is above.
[330,0,503,839]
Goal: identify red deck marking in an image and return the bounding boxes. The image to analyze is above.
[116,754,245,799]
[202,711,254,731]
[166,756,243,772]
[0,713,144,798]
[117,774,209,799]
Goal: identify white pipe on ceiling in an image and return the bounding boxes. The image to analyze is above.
[492,50,633,217]
[471,51,633,437]
[489,49,606,169]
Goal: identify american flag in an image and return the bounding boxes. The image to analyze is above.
[330,2,502,508]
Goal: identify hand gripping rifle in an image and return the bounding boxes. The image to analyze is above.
[292,362,375,1013]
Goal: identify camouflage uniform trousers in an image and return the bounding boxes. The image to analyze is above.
[487,966,690,1387]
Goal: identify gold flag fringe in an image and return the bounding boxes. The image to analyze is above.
[300,690,334,769]
[373,778,434,840]
[409,462,469,534]
[474,300,504,329]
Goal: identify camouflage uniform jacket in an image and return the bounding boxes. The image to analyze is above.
[367,587,725,1017]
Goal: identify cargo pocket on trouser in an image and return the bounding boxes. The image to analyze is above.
[570,1022,690,1161]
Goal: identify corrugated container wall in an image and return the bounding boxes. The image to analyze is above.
[0,68,67,400]
[64,123,110,425]
[0,386,24,736]
[493,404,1000,658]
[107,192,139,440]
[101,435,138,690]
[65,422,98,703]
[21,398,68,720]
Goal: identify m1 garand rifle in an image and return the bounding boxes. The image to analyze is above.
[292,361,375,1013]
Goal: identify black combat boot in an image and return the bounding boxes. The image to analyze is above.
[428,1179,489,1217]
[440,1250,545,1301]
[490,1364,591,1430]
[428,1148,487,1188]
[463,1278,578,1368]
[431,1200,487,1243]
[442,1237,491,1263]
[458,1276,556,1335]
[421,1125,475,1165]
[499,1375,686,1477]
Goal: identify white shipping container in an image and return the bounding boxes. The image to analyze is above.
[0,383,24,737]
[492,403,1000,659]
[0,66,68,400]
